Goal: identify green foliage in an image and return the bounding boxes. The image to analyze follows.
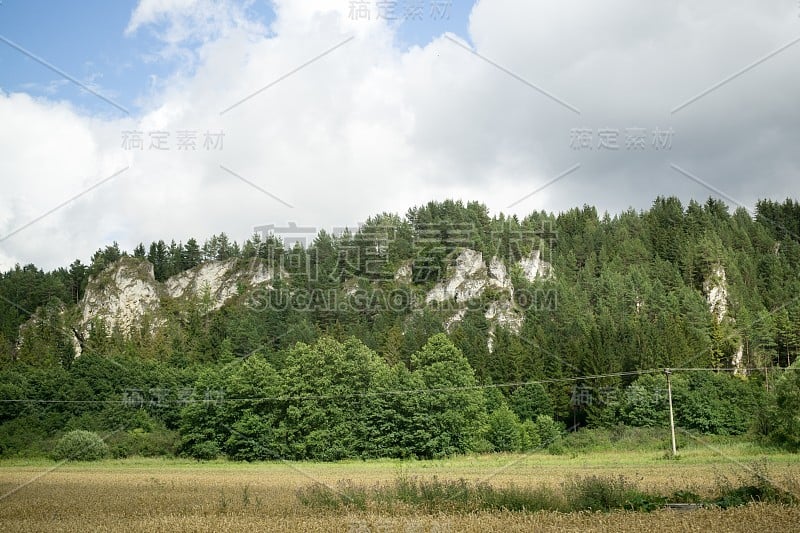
[673,372,764,435]
[188,441,220,461]
[620,375,669,427]
[563,475,631,511]
[509,383,553,421]
[621,372,764,436]
[767,364,800,450]
[52,430,108,461]
[486,404,523,452]
[106,427,179,458]
[712,460,797,508]
[5,196,800,460]
[561,425,678,453]
[533,414,563,448]
[409,334,486,458]
[178,354,285,460]
[282,337,383,460]
[298,472,790,514]
[519,419,542,450]
[366,363,425,458]
[16,299,75,368]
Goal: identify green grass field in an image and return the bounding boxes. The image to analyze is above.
[1,441,799,532]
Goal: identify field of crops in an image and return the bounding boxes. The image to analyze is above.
[2,444,799,532]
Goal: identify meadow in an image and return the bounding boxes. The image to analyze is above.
[1,441,799,532]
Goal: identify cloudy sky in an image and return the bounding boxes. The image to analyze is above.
[0,0,798,271]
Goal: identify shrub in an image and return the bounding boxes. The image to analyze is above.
[519,419,541,450]
[297,472,796,514]
[533,414,563,448]
[0,415,50,458]
[712,460,797,508]
[768,362,800,450]
[106,428,179,458]
[52,430,108,461]
[486,404,523,452]
[562,426,679,453]
[620,375,669,427]
[564,475,629,511]
[188,440,221,460]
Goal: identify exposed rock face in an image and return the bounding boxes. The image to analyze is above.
[703,264,729,322]
[425,248,553,350]
[485,300,524,332]
[488,256,511,291]
[80,257,162,336]
[72,247,554,352]
[732,345,744,371]
[165,259,272,311]
[444,308,467,333]
[703,264,745,374]
[519,249,553,282]
[79,257,273,339]
[484,299,524,352]
[426,249,553,305]
[425,249,487,304]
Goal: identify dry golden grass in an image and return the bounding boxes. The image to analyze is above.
[1,448,799,532]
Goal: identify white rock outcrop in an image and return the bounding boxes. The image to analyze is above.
[703,264,729,322]
[485,300,524,332]
[166,259,273,311]
[488,256,511,291]
[425,249,487,304]
[519,249,553,282]
[444,308,467,333]
[80,257,273,338]
[702,264,747,374]
[81,258,162,335]
[426,248,552,351]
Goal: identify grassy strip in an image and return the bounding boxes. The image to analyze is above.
[297,464,798,514]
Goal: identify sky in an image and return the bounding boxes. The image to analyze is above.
[0,0,798,271]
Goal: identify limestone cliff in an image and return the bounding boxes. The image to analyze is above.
[424,248,554,350]
[77,257,274,341]
[703,263,745,373]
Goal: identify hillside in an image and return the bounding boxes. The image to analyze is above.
[1,196,800,459]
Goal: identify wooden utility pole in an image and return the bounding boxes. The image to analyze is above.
[665,368,677,457]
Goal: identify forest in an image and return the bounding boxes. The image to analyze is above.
[1,196,799,460]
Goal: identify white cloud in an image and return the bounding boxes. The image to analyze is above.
[1,0,798,271]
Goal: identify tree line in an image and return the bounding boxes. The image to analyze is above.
[1,196,800,457]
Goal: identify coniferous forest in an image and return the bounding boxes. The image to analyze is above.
[1,196,800,460]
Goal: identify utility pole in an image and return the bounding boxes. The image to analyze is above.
[665,368,677,457]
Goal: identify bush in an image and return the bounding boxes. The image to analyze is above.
[52,430,108,461]
[622,372,764,436]
[562,426,679,453]
[486,404,522,452]
[712,460,797,508]
[0,415,51,458]
[106,428,179,458]
[520,419,542,450]
[188,440,221,460]
[564,475,630,511]
[768,362,800,450]
[620,375,669,427]
[533,414,563,448]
